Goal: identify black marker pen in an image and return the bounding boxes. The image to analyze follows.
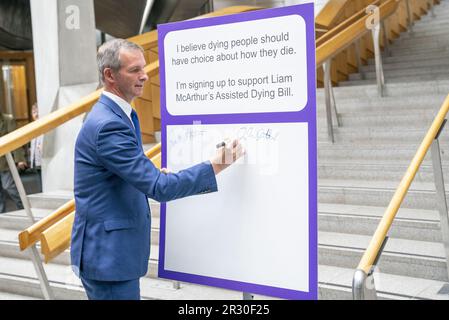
[216,141,226,149]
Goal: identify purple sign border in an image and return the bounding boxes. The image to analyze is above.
[157,3,317,300]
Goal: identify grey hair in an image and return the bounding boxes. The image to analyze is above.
[97,39,144,84]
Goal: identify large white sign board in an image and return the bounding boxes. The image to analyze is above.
[158,4,317,300]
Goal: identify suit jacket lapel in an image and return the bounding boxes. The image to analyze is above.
[98,94,136,135]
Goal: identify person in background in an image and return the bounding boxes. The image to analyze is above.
[29,103,42,190]
[0,112,27,213]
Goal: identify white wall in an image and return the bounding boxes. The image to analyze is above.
[30,0,98,193]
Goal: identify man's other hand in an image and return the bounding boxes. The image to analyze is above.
[210,139,245,175]
[17,162,28,171]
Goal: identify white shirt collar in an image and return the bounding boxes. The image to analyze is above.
[102,91,134,126]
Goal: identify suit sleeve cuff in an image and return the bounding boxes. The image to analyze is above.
[201,161,218,193]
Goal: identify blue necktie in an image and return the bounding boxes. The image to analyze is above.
[130,110,142,147]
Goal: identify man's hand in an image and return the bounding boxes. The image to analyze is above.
[17,162,28,171]
[210,139,245,175]
[161,168,171,174]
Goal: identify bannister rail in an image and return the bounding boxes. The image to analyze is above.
[18,199,76,251]
[357,94,449,273]
[315,0,352,30]
[316,0,382,47]
[316,0,399,67]
[18,143,161,251]
[18,142,162,255]
[353,93,449,299]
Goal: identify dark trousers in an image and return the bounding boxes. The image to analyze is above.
[80,276,141,300]
[0,171,23,213]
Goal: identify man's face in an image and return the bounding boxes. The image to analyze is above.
[113,49,148,102]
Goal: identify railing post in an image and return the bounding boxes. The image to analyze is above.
[355,41,365,80]
[330,79,341,128]
[430,0,436,18]
[323,59,339,143]
[5,152,55,300]
[353,236,388,299]
[381,20,391,58]
[28,246,55,300]
[173,280,181,289]
[371,23,386,97]
[243,292,254,300]
[430,122,449,283]
[5,152,35,223]
[352,269,378,300]
[406,0,415,34]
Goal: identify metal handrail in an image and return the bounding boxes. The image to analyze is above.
[353,94,449,299]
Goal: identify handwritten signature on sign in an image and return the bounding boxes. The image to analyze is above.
[169,126,280,146]
[237,127,279,142]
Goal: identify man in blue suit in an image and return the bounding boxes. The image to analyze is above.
[71,39,243,300]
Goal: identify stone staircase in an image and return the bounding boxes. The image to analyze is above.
[1,1,449,300]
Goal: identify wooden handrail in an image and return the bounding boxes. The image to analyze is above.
[0,61,160,158]
[357,94,449,274]
[315,0,351,30]
[191,5,261,19]
[18,199,75,251]
[38,148,162,263]
[41,212,75,263]
[316,0,382,47]
[316,0,399,67]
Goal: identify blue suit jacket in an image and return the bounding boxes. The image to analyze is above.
[71,94,218,281]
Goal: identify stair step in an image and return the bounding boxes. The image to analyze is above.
[389,42,449,54]
[351,65,449,81]
[0,291,39,300]
[318,179,443,210]
[0,208,54,230]
[320,231,448,282]
[363,57,449,72]
[317,142,449,163]
[318,79,449,101]
[318,203,441,242]
[398,30,449,43]
[339,73,449,87]
[317,94,446,112]
[400,28,449,39]
[318,160,448,184]
[371,51,449,65]
[319,265,449,300]
[389,46,449,57]
[27,192,73,210]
